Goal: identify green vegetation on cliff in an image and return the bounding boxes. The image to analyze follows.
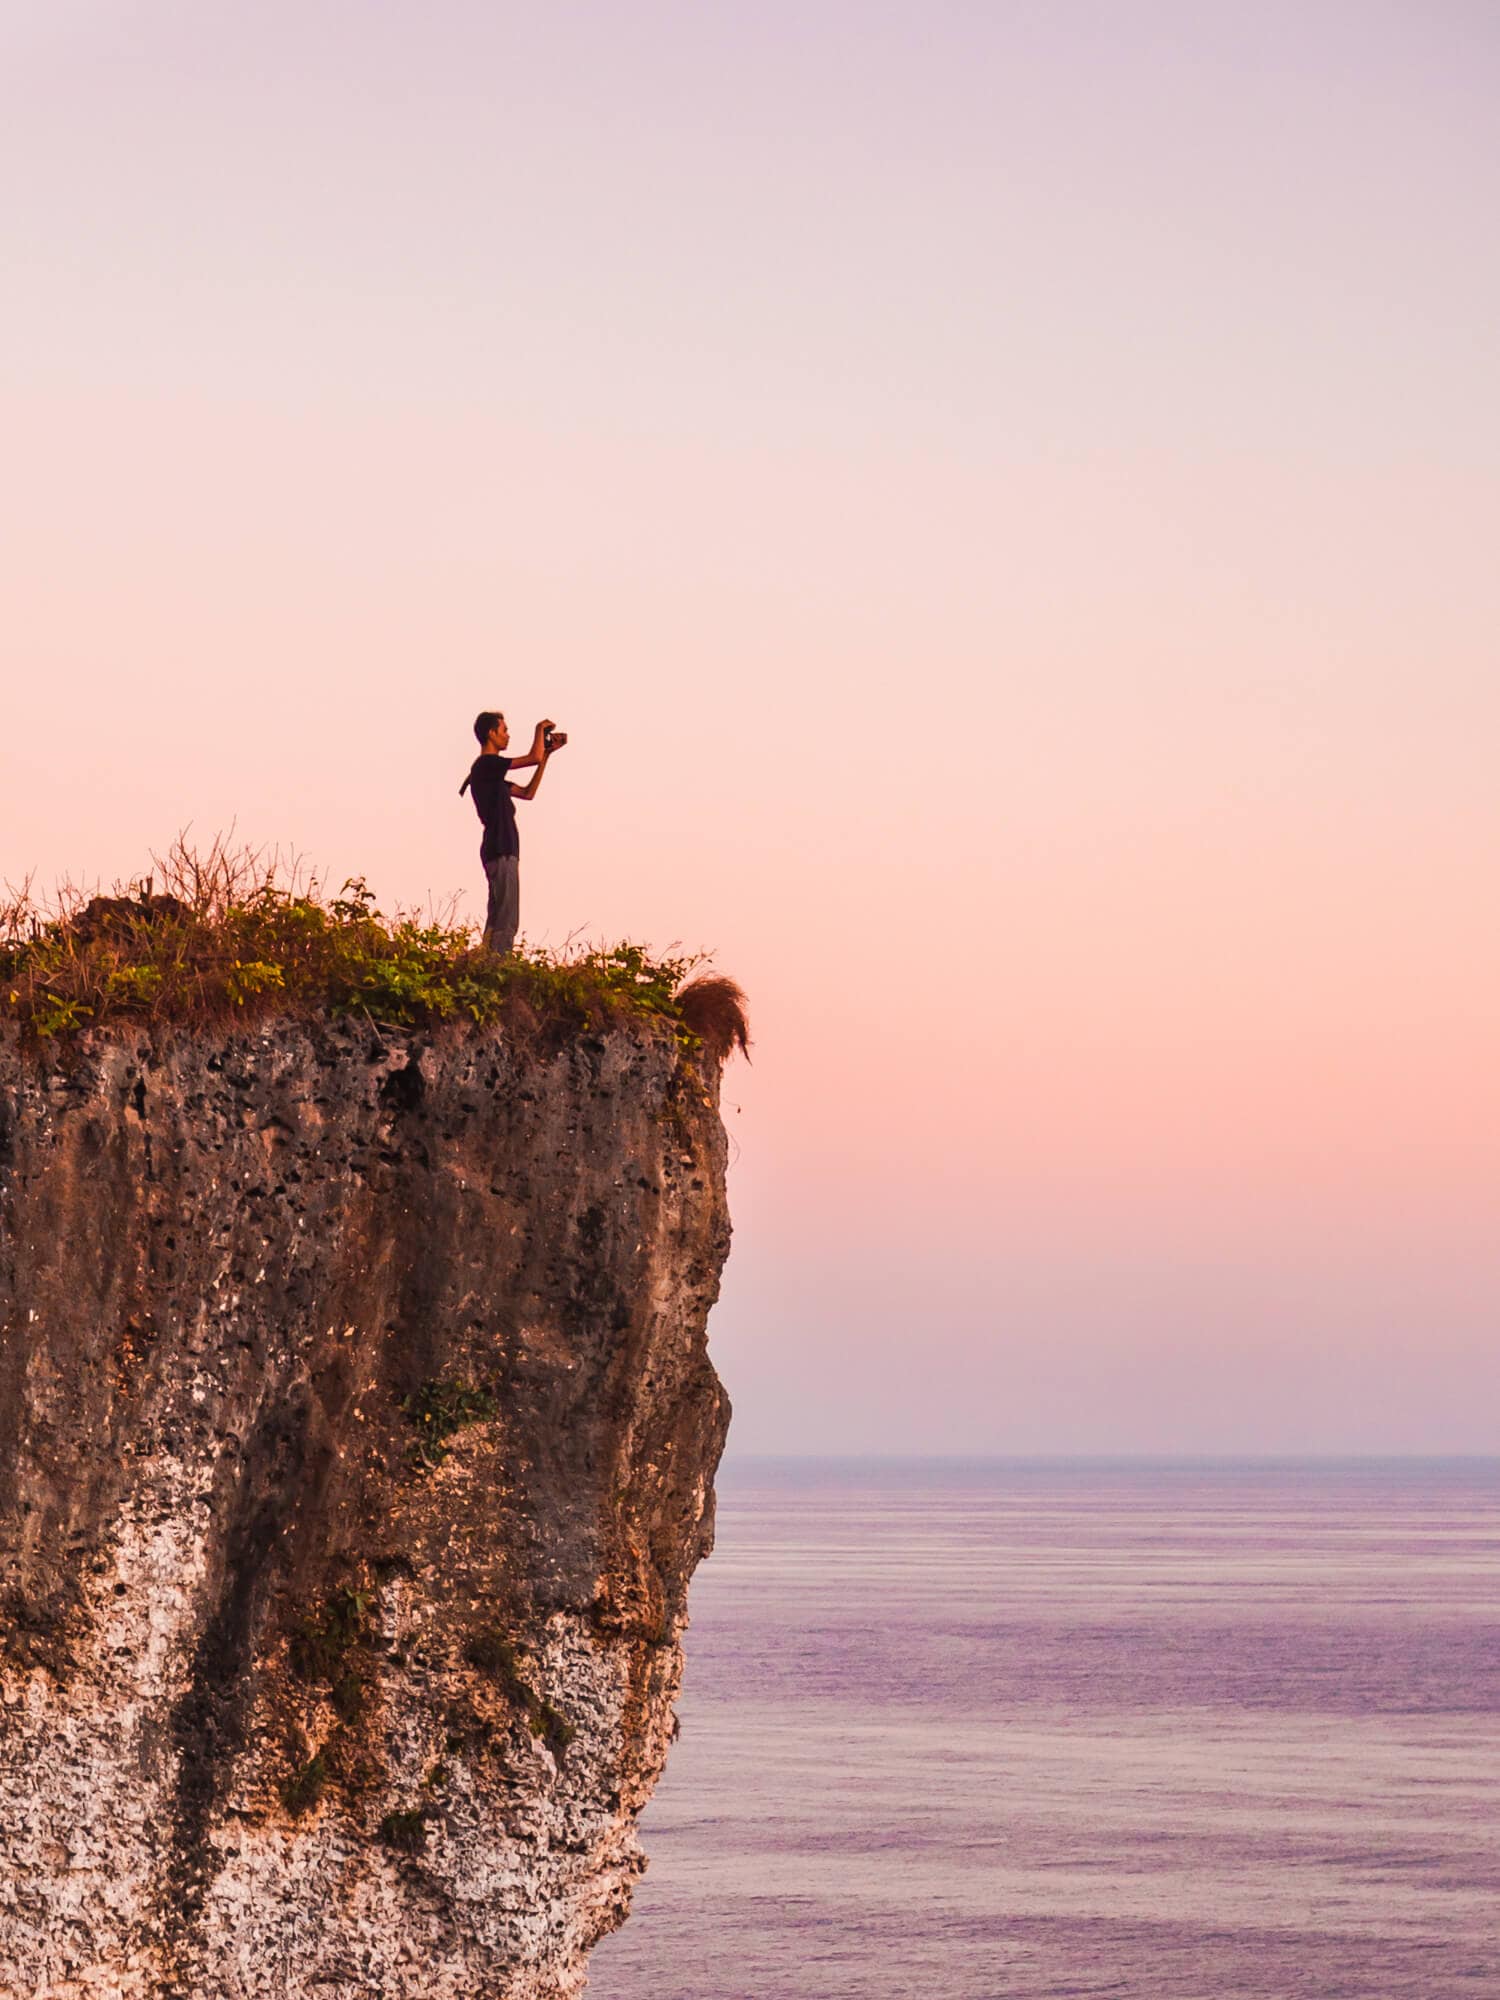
[1,839,747,1056]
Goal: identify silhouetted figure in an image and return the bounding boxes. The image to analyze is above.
[460,711,566,955]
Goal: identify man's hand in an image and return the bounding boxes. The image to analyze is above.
[510,720,563,772]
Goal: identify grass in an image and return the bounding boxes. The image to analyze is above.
[0,835,745,1052]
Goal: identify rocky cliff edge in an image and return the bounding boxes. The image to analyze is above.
[0,1014,731,1999]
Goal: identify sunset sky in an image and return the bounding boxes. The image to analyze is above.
[4,1,1496,1453]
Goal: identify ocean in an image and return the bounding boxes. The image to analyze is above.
[588,1458,1500,2000]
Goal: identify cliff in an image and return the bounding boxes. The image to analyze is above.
[0,1013,732,1998]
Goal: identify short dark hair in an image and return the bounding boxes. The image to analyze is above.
[473,710,502,746]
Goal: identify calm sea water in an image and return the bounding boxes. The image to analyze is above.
[589,1458,1500,2000]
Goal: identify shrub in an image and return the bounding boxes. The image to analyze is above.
[0,836,741,1056]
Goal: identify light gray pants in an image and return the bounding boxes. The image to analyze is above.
[482,855,520,955]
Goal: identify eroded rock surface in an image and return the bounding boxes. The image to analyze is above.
[0,1017,731,1997]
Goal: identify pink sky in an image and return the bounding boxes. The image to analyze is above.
[3,2,1497,1451]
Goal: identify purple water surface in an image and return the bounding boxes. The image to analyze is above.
[589,1458,1500,2000]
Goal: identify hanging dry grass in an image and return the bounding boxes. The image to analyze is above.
[674,975,750,1064]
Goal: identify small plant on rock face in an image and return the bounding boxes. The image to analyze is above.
[280,1748,329,1818]
[108,964,162,1003]
[288,1584,375,1710]
[402,1377,498,1469]
[377,1807,428,1854]
[464,1626,575,1764]
[330,1669,365,1724]
[30,994,93,1038]
[464,1627,529,1694]
[530,1698,576,1760]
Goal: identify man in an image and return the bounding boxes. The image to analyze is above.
[460,712,567,955]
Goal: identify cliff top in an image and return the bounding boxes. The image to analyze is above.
[1,837,747,1059]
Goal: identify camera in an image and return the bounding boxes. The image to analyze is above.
[543,725,566,752]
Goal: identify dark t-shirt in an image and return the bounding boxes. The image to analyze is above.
[468,754,518,862]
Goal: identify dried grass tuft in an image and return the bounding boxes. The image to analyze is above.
[674,975,750,1065]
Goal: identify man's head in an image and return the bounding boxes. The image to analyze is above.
[474,711,509,754]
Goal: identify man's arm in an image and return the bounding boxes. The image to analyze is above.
[507,750,549,802]
[507,720,554,772]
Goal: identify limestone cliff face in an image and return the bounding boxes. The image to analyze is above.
[0,1016,731,1998]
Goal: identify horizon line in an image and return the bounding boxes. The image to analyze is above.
[720,1449,1499,1464]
